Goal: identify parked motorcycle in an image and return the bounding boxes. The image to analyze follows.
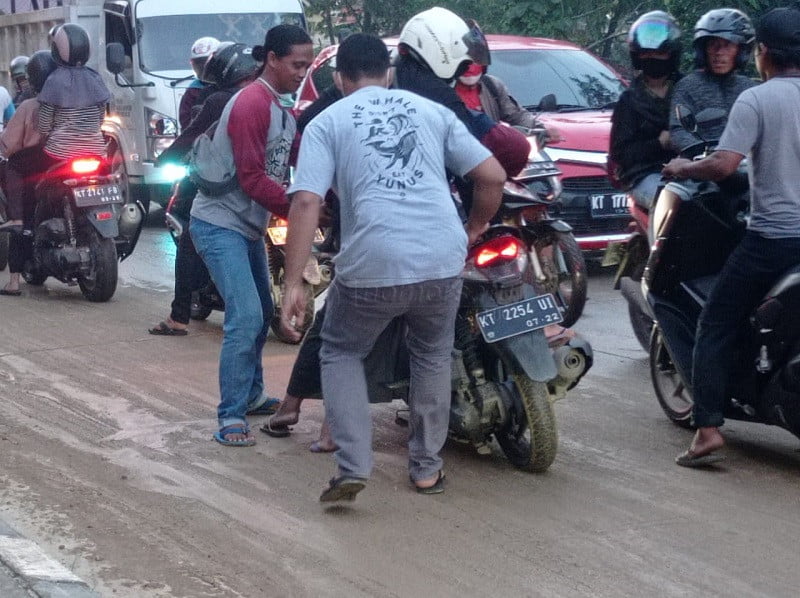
[18,155,144,301]
[367,222,593,472]
[496,126,587,327]
[643,107,800,441]
[164,179,331,343]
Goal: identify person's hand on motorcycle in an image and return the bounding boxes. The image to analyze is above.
[466,221,489,246]
[658,130,671,150]
[544,125,563,144]
[280,282,308,343]
[662,157,692,179]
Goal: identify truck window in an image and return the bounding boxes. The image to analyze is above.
[106,13,134,82]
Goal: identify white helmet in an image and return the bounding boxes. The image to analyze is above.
[190,36,220,78]
[398,7,489,80]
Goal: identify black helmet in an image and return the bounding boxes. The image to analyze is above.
[10,55,29,80]
[628,11,682,70]
[693,8,755,70]
[51,23,91,66]
[26,50,58,94]
[757,5,800,53]
[201,42,258,87]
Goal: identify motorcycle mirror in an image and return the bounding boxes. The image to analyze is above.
[675,104,696,134]
[538,93,557,112]
[695,107,728,131]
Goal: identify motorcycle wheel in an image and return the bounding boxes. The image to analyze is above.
[649,327,693,428]
[78,227,118,302]
[0,233,8,272]
[190,293,213,321]
[495,372,558,473]
[539,232,587,328]
[270,281,315,344]
[627,261,653,351]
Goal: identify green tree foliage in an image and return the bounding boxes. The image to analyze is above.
[304,0,791,72]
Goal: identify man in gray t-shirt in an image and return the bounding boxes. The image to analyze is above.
[662,5,800,468]
[282,33,505,502]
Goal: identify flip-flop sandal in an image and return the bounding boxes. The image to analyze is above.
[413,471,446,494]
[309,441,337,453]
[259,415,292,438]
[148,321,188,336]
[213,424,256,447]
[0,289,22,296]
[246,396,281,415]
[675,450,724,468]
[319,476,366,503]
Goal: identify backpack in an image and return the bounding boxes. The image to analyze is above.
[187,119,240,196]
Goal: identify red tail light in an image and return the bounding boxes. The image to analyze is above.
[95,211,114,221]
[71,158,102,175]
[271,217,288,227]
[472,236,523,268]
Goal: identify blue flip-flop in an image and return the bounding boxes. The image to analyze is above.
[213,424,256,447]
[246,396,281,416]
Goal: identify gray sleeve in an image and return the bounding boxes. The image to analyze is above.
[490,76,538,129]
[716,93,759,157]
[287,118,335,199]
[669,80,700,153]
[443,110,493,176]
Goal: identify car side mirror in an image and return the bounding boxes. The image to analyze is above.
[106,43,126,75]
[538,93,557,112]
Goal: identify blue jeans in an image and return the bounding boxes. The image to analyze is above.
[190,217,273,428]
[692,231,800,427]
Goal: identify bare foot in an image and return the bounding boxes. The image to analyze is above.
[269,394,303,427]
[164,316,187,332]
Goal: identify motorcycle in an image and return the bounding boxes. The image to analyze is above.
[19,154,144,302]
[644,107,800,442]
[472,126,587,327]
[366,223,593,472]
[164,179,332,343]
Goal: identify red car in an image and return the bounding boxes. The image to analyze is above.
[296,35,628,257]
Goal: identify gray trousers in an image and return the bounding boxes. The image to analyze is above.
[320,277,462,481]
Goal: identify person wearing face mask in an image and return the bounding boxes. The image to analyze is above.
[669,8,756,154]
[454,61,560,142]
[609,11,683,210]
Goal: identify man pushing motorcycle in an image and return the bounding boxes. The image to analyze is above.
[662,3,800,467]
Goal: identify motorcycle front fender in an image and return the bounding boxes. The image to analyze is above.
[492,330,558,383]
[83,206,120,239]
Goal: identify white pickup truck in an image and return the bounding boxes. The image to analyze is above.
[0,0,306,210]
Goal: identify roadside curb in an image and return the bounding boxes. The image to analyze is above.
[0,519,100,598]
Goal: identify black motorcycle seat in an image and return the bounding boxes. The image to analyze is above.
[681,275,717,305]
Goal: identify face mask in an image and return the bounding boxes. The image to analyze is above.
[276,93,295,108]
[639,57,673,79]
[459,75,481,86]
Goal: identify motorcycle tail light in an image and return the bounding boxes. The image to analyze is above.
[95,211,114,221]
[271,218,289,227]
[472,236,523,267]
[71,158,102,174]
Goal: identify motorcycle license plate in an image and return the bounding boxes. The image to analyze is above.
[590,192,628,218]
[267,226,325,245]
[72,184,124,208]
[476,294,563,343]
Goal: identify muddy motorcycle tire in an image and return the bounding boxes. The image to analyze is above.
[270,281,315,344]
[78,227,118,302]
[538,232,587,328]
[0,232,8,272]
[627,261,652,351]
[495,372,558,473]
[649,327,693,429]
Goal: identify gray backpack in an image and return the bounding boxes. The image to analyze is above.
[188,120,240,196]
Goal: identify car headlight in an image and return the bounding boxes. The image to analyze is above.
[145,108,177,159]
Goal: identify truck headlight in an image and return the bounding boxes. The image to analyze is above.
[145,108,177,159]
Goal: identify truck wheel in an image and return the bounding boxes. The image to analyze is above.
[79,228,118,302]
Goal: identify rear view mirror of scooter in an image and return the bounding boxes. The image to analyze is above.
[676,105,727,157]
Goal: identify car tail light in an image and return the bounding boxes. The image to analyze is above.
[472,236,523,268]
[71,158,102,175]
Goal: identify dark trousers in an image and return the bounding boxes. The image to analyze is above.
[170,230,209,325]
[692,231,800,427]
[5,146,56,221]
[286,302,326,399]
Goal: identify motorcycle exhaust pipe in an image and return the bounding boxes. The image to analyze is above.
[620,276,651,319]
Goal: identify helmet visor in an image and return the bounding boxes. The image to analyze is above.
[463,20,491,66]
[635,20,673,49]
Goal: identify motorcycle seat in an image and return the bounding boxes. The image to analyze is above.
[681,275,717,306]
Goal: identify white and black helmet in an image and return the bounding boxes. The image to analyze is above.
[398,7,489,81]
[51,23,91,67]
[693,8,755,69]
[190,36,220,79]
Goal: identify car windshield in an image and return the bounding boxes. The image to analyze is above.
[489,48,625,112]
[137,13,305,73]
